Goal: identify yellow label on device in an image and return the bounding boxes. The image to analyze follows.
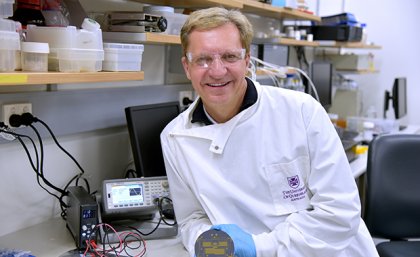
[0,74,28,84]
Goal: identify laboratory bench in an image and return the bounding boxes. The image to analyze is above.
[0,217,188,257]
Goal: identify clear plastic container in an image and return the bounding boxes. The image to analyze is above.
[21,42,50,72]
[0,29,20,72]
[102,43,144,71]
[0,0,14,18]
[26,18,104,72]
[49,48,104,72]
[26,18,103,50]
[0,17,15,31]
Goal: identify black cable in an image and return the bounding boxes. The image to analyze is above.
[6,113,92,220]
[29,124,67,195]
[93,224,145,257]
[127,217,163,237]
[125,169,138,178]
[157,197,177,226]
[0,128,39,171]
[37,118,87,176]
[22,113,92,206]
[0,128,67,207]
[21,113,87,178]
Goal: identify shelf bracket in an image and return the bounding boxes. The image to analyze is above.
[47,84,58,92]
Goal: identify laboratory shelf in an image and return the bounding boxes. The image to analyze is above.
[132,0,320,21]
[253,37,319,47]
[103,32,181,44]
[0,71,144,86]
[132,0,243,9]
[240,0,320,21]
[335,69,380,74]
[318,41,382,49]
[278,38,319,47]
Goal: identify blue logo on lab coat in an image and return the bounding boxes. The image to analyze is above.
[287,175,300,189]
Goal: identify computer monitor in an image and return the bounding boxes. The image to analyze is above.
[383,77,407,119]
[310,61,333,109]
[125,102,180,178]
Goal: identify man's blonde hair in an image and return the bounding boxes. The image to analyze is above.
[180,7,254,56]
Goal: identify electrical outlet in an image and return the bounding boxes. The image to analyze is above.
[2,103,32,127]
[179,91,194,109]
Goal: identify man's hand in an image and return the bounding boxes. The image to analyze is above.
[211,224,256,257]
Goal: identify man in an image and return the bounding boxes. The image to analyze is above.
[161,7,379,257]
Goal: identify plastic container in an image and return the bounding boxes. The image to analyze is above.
[0,27,21,71]
[21,42,49,71]
[143,5,187,35]
[26,20,103,50]
[48,48,104,72]
[0,17,15,31]
[102,43,144,71]
[26,18,104,72]
[0,0,14,18]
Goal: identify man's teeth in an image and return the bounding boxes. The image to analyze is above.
[208,82,228,87]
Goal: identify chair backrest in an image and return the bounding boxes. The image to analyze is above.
[364,134,420,239]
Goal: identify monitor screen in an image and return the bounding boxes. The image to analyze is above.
[310,61,333,109]
[125,102,180,178]
[393,77,407,119]
[383,77,407,119]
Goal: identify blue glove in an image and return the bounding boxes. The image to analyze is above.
[211,224,256,257]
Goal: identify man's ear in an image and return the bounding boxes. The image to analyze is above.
[181,56,192,80]
[244,53,251,69]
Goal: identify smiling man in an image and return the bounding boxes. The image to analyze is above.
[160,7,379,257]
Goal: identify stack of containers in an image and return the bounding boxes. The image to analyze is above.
[25,18,104,72]
[102,43,144,71]
[0,0,21,72]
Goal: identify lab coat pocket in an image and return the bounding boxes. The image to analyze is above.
[264,156,312,216]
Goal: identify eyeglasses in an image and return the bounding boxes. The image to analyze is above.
[186,49,246,69]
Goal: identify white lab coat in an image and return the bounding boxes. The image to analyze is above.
[160,80,379,257]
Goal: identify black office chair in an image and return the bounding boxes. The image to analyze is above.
[363,134,420,257]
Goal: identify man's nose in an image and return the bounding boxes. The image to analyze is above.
[208,56,227,74]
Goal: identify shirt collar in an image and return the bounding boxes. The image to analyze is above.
[191,77,257,125]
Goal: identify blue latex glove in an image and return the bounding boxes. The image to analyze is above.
[211,224,256,257]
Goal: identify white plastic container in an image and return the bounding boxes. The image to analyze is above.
[26,25,78,49]
[0,23,20,71]
[26,20,103,50]
[0,0,14,18]
[48,48,104,72]
[21,42,50,72]
[143,5,187,35]
[102,43,144,71]
[0,17,15,31]
[26,18,104,72]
